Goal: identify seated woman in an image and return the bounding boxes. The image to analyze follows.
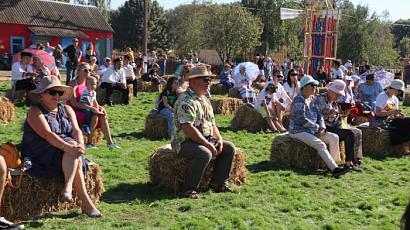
[11,51,38,93]
[21,75,101,217]
[370,79,410,151]
[317,80,363,171]
[283,69,300,100]
[69,62,120,149]
[358,74,383,111]
[288,76,350,177]
[158,77,179,138]
[32,55,51,86]
[233,65,256,103]
[219,64,234,90]
[254,83,284,132]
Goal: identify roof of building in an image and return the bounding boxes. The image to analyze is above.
[29,26,88,38]
[198,49,223,66]
[0,0,114,32]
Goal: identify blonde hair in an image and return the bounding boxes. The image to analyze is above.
[86,76,97,85]
[76,62,89,73]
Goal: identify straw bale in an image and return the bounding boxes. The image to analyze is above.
[231,104,269,132]
[318,87,328,94]
[144,109,168,139]
[149,144,247,192]
[282,113,290,129]
[1,162,104,221]
[0,97,15,124]
[358,125,410,157]
[83,128,104,145]
[210,98,243,115]
[210,83,228,95]
[5,90,27,104]
[403,92,410,106]
[138,81,163,92]
[270,134,345,169]
[228,88,242,99]
[96,84,133,105]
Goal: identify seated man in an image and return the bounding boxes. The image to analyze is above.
[316,80,363,171]
[0,155,24,229]
[123,55,138,97]
[100,57,128,106]
[172,64,236,199]
[11,51,38,93]
[96,57,111,76]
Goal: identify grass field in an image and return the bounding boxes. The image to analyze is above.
[0,81,409,229]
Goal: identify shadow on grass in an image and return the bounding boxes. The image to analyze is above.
[247,160,328,176]
[101,182,175,204]
[364,153,406,161]
[24,211,80,228]
[112,131,168,141]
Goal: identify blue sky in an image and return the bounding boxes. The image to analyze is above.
[111,0,409,21]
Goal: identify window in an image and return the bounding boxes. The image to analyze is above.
[10,36,25,54]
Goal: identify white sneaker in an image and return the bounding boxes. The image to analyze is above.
[0,217,24,229]
[107,143,121,150]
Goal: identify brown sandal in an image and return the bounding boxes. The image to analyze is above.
[181,190,199,199]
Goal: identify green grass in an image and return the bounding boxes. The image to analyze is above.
[0,81,409,229]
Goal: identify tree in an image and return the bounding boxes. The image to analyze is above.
[391,19,410,48]
[205,4,263,63]
[110,0,169,51]
[399,37,410,58]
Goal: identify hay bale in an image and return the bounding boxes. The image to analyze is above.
[5,90,27,104]
[231,104,269,132]
[149,144,247,192]
[228,88,242,99]
[270,134,346,169]
[210,83,228,95]
[137,81,163,92]
[0,97,15,124]
[403,92,410,106]
[144,109,168,139]
[1,162,104,221]
[96,84,133,105]
[83,128,104,145]
[210,98,243,115]
[282,113,290,129]
[358,125,410,157]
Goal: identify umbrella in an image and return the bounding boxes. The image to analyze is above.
[13,49,56,70]
[232,62,260,82]
[358,67,394,89]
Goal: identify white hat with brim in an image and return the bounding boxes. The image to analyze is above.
[388,79,405,91]
[327,79,346,96]
[186,64,215,80]
[29,75,73,102]
[300,75,319,90]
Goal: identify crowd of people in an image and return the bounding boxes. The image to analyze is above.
[3,40,410,229]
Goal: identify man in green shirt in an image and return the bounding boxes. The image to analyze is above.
[172,64,236,199]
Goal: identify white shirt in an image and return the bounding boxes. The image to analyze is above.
[97,65,109,76]
[255,89,278,110]
[101,66,126,84]
[375,92,399,112]
[331,68,344,80]
[123,64,135,80]
[283,81,300,99]
[233,72,251,88]
[11,62,35,81]
[264,81,291,108]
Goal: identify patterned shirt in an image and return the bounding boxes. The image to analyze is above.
[316,93,341,128]
[79,89,97,106]
[289,93,325,135]
[171,88,215,153]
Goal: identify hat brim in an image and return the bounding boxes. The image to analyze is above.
[187,73,216,80]
[300,79,319,89]
[29,85,73,102]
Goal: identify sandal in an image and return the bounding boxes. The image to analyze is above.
[59,192,74,203]
[180,190,199,199]
[82,208,102,218]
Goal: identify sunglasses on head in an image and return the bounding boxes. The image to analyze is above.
[83,68,92,73]
[47,89,64,96]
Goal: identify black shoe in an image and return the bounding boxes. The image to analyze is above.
[0,217,24,229]
[345,164,363,172]
[209,183,233,193]
[332,167,350,178]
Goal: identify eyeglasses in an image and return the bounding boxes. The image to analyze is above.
[309,83,318,88]
[83,68,92,73]
[201,77,212,83]
[291,74,298,76]
[47,89,64,96]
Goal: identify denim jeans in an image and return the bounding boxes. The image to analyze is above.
[66,64,77,86]
[159,108,174,138]
[79,109,93,127]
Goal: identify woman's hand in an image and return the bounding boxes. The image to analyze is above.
[65,143,85,158]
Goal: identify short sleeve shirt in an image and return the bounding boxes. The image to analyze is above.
[171,88,215,153]
[79,89,96,106]
[375,92,399,112]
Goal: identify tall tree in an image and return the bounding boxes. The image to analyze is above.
[391,19,410,49]
[399,37,410,58]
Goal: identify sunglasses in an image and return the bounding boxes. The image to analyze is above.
[291,74,298,76]
[309,83,318,88]
[200,77,212,83]
[47,89,64,96]
[83,68,92,73]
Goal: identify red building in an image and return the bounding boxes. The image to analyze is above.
[0,0,114,65]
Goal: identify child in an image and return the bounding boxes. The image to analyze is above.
[79,77,104,136]
[255,83,285,132]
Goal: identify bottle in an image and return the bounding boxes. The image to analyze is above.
[21,157,32,172]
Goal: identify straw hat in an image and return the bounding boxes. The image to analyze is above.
[186,64,215,80]
[29,75,73,102]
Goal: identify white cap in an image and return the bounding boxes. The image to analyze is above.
[388,79,405,91]
[327,80,346,96]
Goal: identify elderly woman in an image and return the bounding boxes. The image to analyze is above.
[358,74,383,110]
[317,80,363,170]
[370,79,410,150]
[289,76,350,177]
[21,76,101,217]
[233,65,256,103]
[32,55,51,86]
[69,62,120,149]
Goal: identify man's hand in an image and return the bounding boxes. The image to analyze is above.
[316,128,326,138]
[215,139,224,155]
[205,141,217,156]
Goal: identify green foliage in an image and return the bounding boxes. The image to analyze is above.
[204,4,263,63]
[399,37,410,58]
[391,19,410,48]
[0,81,409,229]
[110,0,169,51]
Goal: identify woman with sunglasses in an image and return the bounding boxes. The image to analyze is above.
[21,75,102,217]
[288,76,350,178]
[283,69,300,100]
[68,62,120,149]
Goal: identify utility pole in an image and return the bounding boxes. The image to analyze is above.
[143,0,148,55]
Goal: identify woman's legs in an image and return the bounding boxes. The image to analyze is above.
[272,105,286,131]
[62,140,80,195]
[98,113,114,145]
